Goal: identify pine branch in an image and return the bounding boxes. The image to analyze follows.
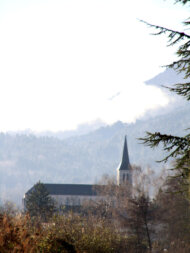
[140,6,190,185]
[165,83,190,100]
[139,132,190,163]
[178,40,190,51]
[139,20,190,44]
[177,49,190,58]
[139,132,188,149]
[167,59,190,68]
[175,0,190,5]
[166,59,190,77]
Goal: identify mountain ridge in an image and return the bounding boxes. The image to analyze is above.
[1,69,190,206]
[0,102,189,205]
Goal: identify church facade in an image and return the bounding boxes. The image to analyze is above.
[23,137,132,209]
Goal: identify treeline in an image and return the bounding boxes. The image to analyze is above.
[0,168,189,252]
[1,102,190,205]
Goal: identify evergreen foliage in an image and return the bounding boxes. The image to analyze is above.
[25,181,56,221]
[175,0,190,4]
[140,1,190,184]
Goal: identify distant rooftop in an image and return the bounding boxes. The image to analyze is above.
[26,183,106,196]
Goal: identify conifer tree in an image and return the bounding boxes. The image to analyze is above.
[140,0,190,188]
[25,181,56,221]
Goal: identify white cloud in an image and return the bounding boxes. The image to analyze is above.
[0,0,185,131]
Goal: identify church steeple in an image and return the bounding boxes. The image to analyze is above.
[118,136,130,171]
[117,136,132,185]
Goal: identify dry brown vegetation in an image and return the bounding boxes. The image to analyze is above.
[0,169,189,253]
[0,212,132,253]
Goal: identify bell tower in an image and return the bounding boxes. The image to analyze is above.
[117,136,132,186]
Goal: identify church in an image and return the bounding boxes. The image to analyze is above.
[23,137,132,209]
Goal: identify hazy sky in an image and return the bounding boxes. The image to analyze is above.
[0,0,188,132]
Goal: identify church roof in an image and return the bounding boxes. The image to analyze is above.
[26,184,105,196]
[118,136,131,171]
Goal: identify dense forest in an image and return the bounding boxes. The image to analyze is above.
[0,99,189,204]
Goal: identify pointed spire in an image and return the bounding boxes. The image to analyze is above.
[118,136,131,170]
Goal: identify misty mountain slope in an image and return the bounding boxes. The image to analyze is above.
[145,68,190,87]
[9,120,106,140]
[0,102,190,205]
[145,68,190,113]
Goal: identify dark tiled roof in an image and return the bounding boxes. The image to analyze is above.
[26,184,105,196]
[118,136,131,171]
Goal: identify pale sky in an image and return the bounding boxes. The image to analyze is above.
[0,0,188,132]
